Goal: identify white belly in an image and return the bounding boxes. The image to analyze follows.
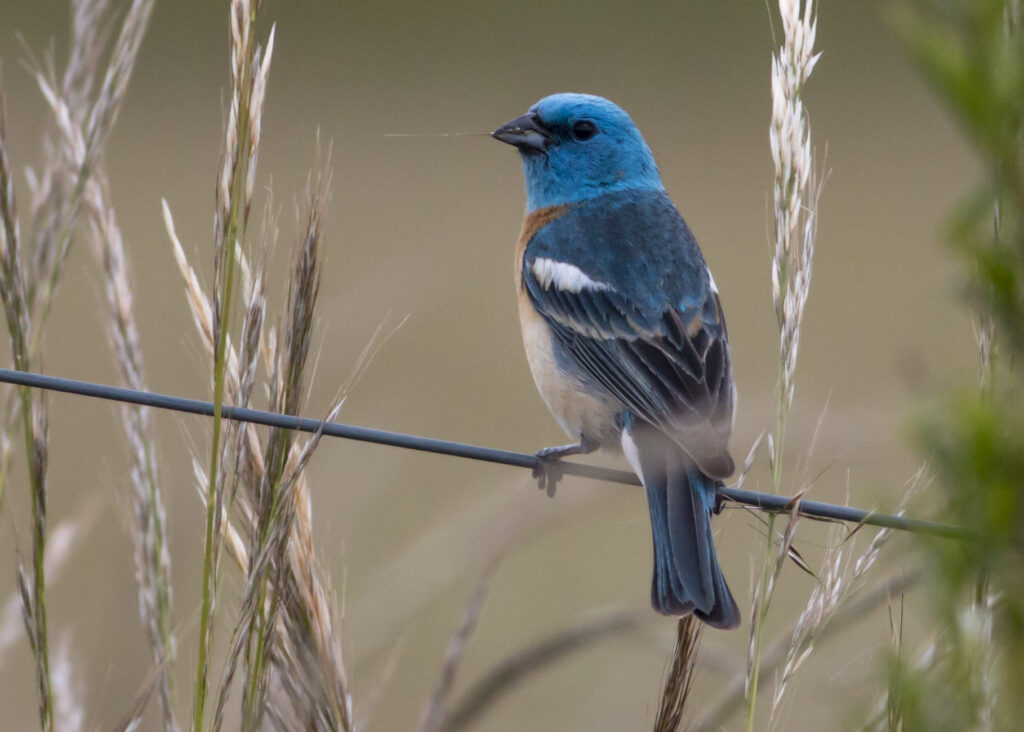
[519,298,622,448]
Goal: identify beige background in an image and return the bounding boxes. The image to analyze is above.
[0,1,978,730]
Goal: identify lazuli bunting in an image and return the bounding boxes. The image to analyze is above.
[493,93,739,628]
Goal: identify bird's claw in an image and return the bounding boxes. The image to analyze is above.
[532,453,565,498]
[531,438,596,498]
[713,487,726,515]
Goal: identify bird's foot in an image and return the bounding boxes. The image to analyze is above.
[532,436,598,498]
[713,485,726,515]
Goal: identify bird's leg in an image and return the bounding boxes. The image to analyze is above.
[713,488,726,515]
[533,434,599,498]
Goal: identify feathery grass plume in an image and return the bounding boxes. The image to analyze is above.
[769,0,821,423]
[170,147,353,729]
[691,570,919,732]
[768,469,924,728]
[0,9,134,714]
[23,0,155,343]
[15,2,170,725]
[653,616,703,732]
[747,1,822,728]
[85,171,176,731]
[237,159,330,731]
[0,12,156,725]
[0,0,112,505]
[0,69,54,732]
[23,0,110,286]
[192,0,274,726]
[28,0,155,332]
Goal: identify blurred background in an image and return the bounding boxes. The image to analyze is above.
[0,1,981,730]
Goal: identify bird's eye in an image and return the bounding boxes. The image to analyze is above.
[571,120,597,141]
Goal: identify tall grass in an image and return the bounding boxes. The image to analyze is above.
[745,0,822,727]
[88,167,176,730]
[0,0,1013,729]
[0,0,355,727]
[0,1,156,727]
[189,0,275,726]
[28,1,168,726]
[0,75,53,731]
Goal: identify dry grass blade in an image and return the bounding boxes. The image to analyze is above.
[419,561,499,732]
[654,615,703,732]
[742,495,815,578]
[731,431,765,493]
[445,606,646,732]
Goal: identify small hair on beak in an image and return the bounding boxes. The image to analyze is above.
[492,112,552,153]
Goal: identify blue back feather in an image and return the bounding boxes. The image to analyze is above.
[524,188,712,321]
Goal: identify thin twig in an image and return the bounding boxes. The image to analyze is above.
[0,367,968,540]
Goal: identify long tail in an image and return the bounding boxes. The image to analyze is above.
[622,425,740,629]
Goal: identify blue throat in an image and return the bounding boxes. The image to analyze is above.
[521,155,664,213]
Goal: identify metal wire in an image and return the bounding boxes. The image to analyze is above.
[0,367,967,539]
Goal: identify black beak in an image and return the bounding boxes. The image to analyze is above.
[492,112,552,153]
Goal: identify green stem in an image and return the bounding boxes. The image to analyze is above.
[192,250,236,732]
[193,119,249,732]
[192,8,265,724]
[193,4,265,725]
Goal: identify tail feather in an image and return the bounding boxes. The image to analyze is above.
[644,469,693,615]
[623,424,740,629]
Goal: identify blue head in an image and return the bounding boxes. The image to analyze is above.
[493,93,663,212]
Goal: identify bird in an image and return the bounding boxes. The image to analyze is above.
[492,93,740,628]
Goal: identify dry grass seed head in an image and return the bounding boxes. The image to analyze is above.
[654,615,704,732]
